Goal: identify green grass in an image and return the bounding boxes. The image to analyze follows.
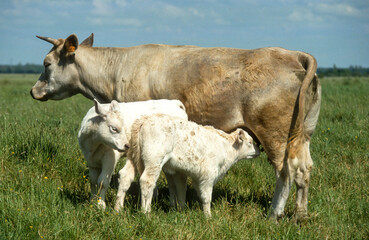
[1,74,368,239]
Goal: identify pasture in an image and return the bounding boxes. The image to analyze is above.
[1,74,368,239]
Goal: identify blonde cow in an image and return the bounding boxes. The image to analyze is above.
[32,33,321,221]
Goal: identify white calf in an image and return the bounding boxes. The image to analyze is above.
[125,114,260,217]
[78,99,188,209]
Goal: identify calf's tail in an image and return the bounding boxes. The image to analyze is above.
[128,117,147,175]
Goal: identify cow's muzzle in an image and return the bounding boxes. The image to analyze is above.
[30,89,48,101]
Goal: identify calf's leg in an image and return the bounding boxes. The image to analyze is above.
[96,149,119,209]
[163,172,177,208]
[194,180,213,218]
[89,167,100,201]
[140,166,161,214]
[115,159,136,211]
[173,172,188,210]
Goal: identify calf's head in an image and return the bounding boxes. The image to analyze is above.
[94,99,129,152]
[30,33,94,101]
[233,129,260,159]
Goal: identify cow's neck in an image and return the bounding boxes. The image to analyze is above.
[75,46,131,103]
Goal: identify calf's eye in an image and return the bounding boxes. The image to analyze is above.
[110,126,119,133]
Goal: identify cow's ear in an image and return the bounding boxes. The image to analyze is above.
[94,98,107,117]
[80,33,94,47]
[64,34,79,55]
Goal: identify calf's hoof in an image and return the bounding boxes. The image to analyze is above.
[96,199,106,210]
[294,209,309,224]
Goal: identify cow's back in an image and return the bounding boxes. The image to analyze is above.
[138,46,309,136]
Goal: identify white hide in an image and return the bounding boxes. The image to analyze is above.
[123,114,260,217]
[78,99,188,209]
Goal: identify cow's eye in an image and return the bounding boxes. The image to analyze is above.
[44,62,51,68]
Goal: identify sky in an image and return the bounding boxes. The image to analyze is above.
[0,0,368,68]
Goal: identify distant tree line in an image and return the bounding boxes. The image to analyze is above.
[1,63,369,77]
[0,64,43,74]
[317,65,369,77]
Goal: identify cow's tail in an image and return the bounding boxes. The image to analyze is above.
[287,52,318,158]
[128,117,147,175]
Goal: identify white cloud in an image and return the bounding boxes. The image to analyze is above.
[188,8,205,18]
[214,17,228,25]
[87,17,142,27]
[114,18,142,27]
[115,0,127,7]
[160,3,205,19]
[92,0,114,16]
[288,8,323,23]
[163,4,186,17]
[317,3,361,17]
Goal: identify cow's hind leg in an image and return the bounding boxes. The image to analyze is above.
[293,141,313,222]
[269,140,313,222]
[269,163,293,220]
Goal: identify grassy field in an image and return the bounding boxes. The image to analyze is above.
[0,74,368,239]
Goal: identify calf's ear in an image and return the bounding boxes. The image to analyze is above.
[110,100,120,112]
[63,34,79,56]
[94,98,107,117]
[236,129,246,144]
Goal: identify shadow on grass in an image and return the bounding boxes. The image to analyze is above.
[109,172,272,216]
[61,188,90,206]
[61,172,272,218]
[12,140,58,162]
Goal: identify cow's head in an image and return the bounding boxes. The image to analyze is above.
[30,33,94,101]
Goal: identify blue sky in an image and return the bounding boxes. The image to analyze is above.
[0,0,368,67]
